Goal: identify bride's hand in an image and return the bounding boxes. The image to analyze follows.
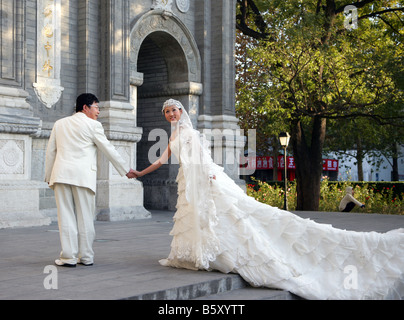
[133,170,143,178]
[126,169,137,179]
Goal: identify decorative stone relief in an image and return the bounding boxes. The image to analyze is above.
[151,0,173,12]
[0,139,24,176]
[0,140,24,175]
[176,0,189,13]
[33,0,64,109]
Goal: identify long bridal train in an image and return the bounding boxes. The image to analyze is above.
[156,100,404,300]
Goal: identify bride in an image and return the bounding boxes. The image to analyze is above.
[133,98,404,300]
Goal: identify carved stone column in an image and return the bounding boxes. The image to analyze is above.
[96,0,150,221]
[197,0,245,186]
[0,1,50,228]
[33,0,64,109]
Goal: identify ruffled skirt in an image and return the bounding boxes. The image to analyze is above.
[160,166,404,300]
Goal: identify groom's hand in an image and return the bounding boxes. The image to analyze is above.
[126,169,138,179]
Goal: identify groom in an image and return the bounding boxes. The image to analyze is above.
[45,93,136,267]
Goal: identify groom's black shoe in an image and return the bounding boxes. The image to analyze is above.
[54,259,76,268]
[78,261,93,266]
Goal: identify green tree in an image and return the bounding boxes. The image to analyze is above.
[325,106,404,181]
[236,29,290,179]
[236,0,404,210]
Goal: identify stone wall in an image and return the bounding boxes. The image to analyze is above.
[0,0,243,227]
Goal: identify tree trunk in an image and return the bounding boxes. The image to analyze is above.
[292,116,327,211]
[356,136,364,181]
[392,142,399,181]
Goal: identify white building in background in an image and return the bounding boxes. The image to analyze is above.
[330,145,404,182]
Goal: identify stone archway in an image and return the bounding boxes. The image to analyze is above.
[130,10,203,210]
[130,10,201,84]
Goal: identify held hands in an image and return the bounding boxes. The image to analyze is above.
[126,169,143,179]
[126,169,138,179]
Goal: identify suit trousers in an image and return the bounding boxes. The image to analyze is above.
[54,183,96,265]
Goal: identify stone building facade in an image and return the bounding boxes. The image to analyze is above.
[0,0,244,228]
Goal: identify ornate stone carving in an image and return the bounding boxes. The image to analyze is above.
[0,114,41,136]
[0,140,24,175]
[33,80,64,109]
[33,0,64,109]
[176,0,189,13]
[151,0,173,12]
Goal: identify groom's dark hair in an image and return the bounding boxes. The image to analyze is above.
[75,93,99,113]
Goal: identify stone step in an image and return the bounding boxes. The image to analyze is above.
[121,271,300,300]
[193,287,301,300]
[122,273,248,300]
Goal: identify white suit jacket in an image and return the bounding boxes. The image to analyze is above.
[45,112,128,193]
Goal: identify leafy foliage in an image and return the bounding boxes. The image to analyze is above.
[236,0,404,209]
[247,178,404,214]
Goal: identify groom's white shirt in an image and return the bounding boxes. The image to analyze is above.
[45,112,128,193]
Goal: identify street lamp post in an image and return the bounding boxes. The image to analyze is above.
[279,132,290,211]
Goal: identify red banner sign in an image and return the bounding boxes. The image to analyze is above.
[323,159,339,171]
[241,156,338,171]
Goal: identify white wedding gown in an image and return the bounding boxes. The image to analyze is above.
[158,113,404,300]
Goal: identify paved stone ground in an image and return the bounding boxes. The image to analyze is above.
[0,210,403,301]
